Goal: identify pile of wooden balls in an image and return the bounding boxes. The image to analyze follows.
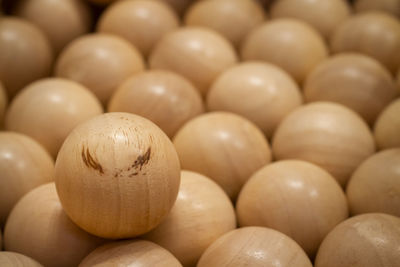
[0,0,400,266]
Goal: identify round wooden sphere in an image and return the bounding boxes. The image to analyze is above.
[347,148,400,217]
[55,33,145,105]
[237,160,348,258]
[197,227,312,267]
[315,213,400,267]
[397,69,400,91]
[0,17,53,98]
[0,252,43,267]
[270,0,351,40]
[55,112,181,239]
[241,19,328,84]
[79,240,182,267]
[155,0,192,16]
[355,0,400,17]
[184,0,265,48]
[374,98,400,149]
[304,53,399,125]
[15,0,92,54]
[331,12,400,74]
[173,112,271,199]
[0,82,7,128]
[143,171,236,266]
[149,27,238,97]
[207,62,302,139]
[98,0,179,57]
[5,78,103,158]
[108,70,204,138]
[272,102,375,187]
[0,132,54,226]
[4,183,103,267]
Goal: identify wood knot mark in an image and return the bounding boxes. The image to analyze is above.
[132,147,151,171]
[81,146,104,174]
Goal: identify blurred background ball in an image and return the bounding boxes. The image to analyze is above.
[374,98,400,149]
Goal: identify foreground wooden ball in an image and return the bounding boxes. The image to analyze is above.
[0,132,54,226]
[197,227,312,267]
[55,112,181,239]
[207,62,302,138]
[173,112,271,199]
[0,252,43,267]
[355,0,400,17]
[374,98,400,149]
[0,17,53,98]
[185,0,265,48]
[4,183,103,267]
[79,240,182,267]
[272,102,375,187]
[304,53,398,125]
[55,33,145,105]
[315,213,400,267]
[149,27,238,97]
[237,160,348,258]
[0,82,7,128]
[98,0,179,57]
[241,19,328,84]
[15,0,92,54]
[331,12,400,74]
[270,0,351,39]
[108,70,204,138]
[5,78,103,158]
[144,171,236,266]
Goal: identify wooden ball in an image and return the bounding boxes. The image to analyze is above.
[55,112,181,239]
[5,78,103,158]
[173,112,271,199]
[0,17,53,98]
[149,27,238,97]
[98,0,179,57]
[15,0,92,54]
[270,0,351,39]
[355,0,400,17]
[184,0,265,48]
[304,53,399,125]
[397,69,400,91]
[86,0,117,5]
[241,19,328,84]
[55,33,145,105]
[0,81,7,128]
[79,240,182,267]
[155,0,193,16]
[331,12,400,74]
[197,227,312,267]
[4,183,103,267]
[0,252,43,267]
[374,98,400,149]
[237,160,348,258]
[272,102,375,187]
[315,213,400,267]
[108,70,204,138]
[0,132,54,226]
[143,171,236,266]
[206,62,302,139]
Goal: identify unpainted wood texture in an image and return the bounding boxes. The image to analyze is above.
[0,82,7,128]
[156,0,193,16]
[374,98,400,149]
[0,252,43,267]
[355,0,400,17]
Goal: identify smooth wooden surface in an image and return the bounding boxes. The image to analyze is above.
[173,112,271,200]
[149,27,238,97]
[144,171,236,267]
[331,12,400,74]
[55,112,181,239]
[155,0,192,16]
[347,148,400,217]
[0,132,54,226]
[0,17,53,98]
[0,229,2,250]
[5,78,103,158]
[241,19,328,84]
[207,62,302,138]
[270,0,350,39]
[355,0,400,17]
[79,240,182,267]
[108,70,204,138]
[0,252,43,267]
[304,53,398,125]
[237,160,348,258]
[185,0,265,48]
[4,183,103,267]
[272,102,375,187]
[87,0,117,5]
[374,98,400,149]
[98,0,179,57]
[315,213,400,267]
[15,0,92,54]
[0,82,7,128]
[197,227,312,267]
[55,33,145,105]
